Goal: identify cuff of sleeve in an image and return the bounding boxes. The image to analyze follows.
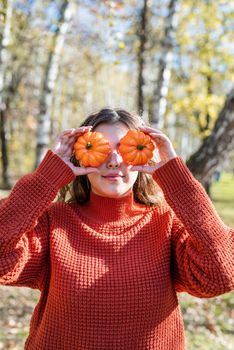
[36,150,76,189]
[152,156,195,192]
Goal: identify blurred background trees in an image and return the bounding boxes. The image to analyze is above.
[0,0,233,190]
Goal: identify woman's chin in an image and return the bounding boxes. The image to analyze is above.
[91,186,131,198]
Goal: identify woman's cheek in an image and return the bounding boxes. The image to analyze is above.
[128,172,138,185]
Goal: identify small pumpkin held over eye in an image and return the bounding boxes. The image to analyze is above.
[73,131,112,167]
[118,130,155,165]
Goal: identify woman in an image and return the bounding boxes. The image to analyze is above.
[0,108,233,350]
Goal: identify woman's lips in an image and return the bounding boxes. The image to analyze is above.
[102,176,124,181]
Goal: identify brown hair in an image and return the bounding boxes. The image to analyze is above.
[57,108,165,207]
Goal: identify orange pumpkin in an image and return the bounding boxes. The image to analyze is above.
[118,130,155,165]
[73,131,112,167]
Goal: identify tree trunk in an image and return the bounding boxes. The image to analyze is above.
[0,108,11,189]
[191,67,214,194]
[35,0,74,168]
[151,0,179,129]
[0,0,13,189]
[137,0,149,115]
[186,87,234,189]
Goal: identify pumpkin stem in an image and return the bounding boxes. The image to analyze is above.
[86,142,92,150]
[137,144,146,150]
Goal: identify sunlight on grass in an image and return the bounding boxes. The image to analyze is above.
[182,172,234,350]
[211,172,234,227]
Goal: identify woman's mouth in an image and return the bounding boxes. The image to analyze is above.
[102,175,124,181]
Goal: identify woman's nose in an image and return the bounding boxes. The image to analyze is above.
[106,150,122,168]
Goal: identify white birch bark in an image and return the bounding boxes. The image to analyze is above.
[0,0,13,187]
[35,1,75,168]
[151,0,179,129]
[0,0,13,111]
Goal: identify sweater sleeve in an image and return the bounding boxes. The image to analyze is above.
[153,156,234,298]
[0,150,75,290]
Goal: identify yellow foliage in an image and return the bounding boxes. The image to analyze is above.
[118,41,125,49]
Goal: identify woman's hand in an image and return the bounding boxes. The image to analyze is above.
[129,126,177,175]
[52,126,100,176]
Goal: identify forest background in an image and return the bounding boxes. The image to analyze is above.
[0,0,233,349]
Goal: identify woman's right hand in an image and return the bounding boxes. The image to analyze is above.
[52,126,100,176]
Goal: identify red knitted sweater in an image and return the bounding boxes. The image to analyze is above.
[0,150,233,350]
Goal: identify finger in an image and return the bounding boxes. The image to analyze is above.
[60,128,78,136]
[71,126,93,135]
[67,137,77,147]
[68,128,93,144]
[73,167,100,176]
[148,133,168,140]
[147,132,170,144]
[56,128,91,148]
[62,126,92,133]
[129,164,154,174]
[139,125,161,130]
[140,131,166,144]
[127,164,145,172]
[129,162,164,174]
[139,126,164,134]
[61,126,92,138]
[83,167,100,174]
[67,129,89,148]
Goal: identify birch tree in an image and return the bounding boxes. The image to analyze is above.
[137,0,149,115]
[0,0,13,188]
[151,0,179,129]
[35,0,74,168]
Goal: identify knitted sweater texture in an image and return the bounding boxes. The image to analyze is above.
[0,150,233,350]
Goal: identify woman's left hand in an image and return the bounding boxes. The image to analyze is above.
[129,126,177,175]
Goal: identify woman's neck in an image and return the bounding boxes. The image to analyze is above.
[78,190,147,223]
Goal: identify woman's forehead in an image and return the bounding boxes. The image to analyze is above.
[94,122,130,136]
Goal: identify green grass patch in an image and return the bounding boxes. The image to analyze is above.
[180,171,234,349]
[211,172,234,227]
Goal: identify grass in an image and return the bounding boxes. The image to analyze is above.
[0,172,233,349]
[211,172,234,227]
[180,291,234,350]
[180,171,234,350]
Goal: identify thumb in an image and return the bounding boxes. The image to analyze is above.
[128,161,165,174]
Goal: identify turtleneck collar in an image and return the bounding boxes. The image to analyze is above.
[78,190,147,223]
